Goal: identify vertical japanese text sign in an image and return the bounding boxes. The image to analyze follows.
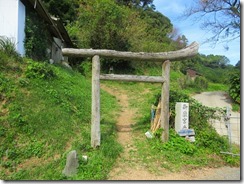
[175,102,189,132]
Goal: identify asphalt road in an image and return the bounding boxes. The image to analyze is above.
[192,91,240,145]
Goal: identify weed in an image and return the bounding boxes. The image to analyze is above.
[0,74,15,100]
[25,59,56,79]
[79,60,92,77]
[0,127,6,137]
[160,130,197,156]
[24,139,44,158]
[231,103,240,112]
[18,78,30,87]
[0,36,21,61]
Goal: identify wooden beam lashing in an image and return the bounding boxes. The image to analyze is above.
[62,42,199,61]
[161,60,170,142]
[100,74,165,83]
[91,55,100,148]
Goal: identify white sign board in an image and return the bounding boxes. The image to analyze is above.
[175,102,189,132]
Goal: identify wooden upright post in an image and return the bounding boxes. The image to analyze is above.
[91,55,101,148]
[161,60,170,142]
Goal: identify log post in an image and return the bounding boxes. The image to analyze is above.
[161,60,170,142]
[91,55,101,148]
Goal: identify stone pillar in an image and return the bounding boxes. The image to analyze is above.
[175,102,189,132]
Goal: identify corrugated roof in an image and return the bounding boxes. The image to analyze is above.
[21,0,74,47]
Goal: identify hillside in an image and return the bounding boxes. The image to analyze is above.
[0,50,122,180]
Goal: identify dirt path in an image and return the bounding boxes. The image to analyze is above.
[101,85,240,180]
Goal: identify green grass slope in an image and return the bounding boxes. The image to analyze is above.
[0,51,122,180]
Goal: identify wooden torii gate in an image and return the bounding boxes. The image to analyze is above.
[62,42,199,148]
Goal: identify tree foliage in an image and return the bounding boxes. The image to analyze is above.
[41,0,80,24]
[24,7,50,61]
[228,71,240,104]
[116,0,154,8]
[65,0,175,70]
[68,0,173,51]
[183,0,240,44]
[176,53,235,83]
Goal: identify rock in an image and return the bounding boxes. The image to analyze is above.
[62,150,79,177]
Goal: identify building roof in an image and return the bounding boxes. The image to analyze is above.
[186,69,202,77]
[21,0,74,47]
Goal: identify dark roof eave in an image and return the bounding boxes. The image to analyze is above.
[21,0,74,47]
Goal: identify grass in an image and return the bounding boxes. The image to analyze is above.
[134,134,226,173]
[207,82,228,91]
[0,47,239,180]
[101,80,240,173]
[0,53,122,180]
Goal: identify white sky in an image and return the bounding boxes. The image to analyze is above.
[153,0,241,66]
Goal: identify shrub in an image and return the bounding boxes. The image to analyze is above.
[228,71,240,104]
[25,59,56,79]
[165,90,228,153]
[178,75,208,90]
[194,76,208,89]
[161,129,197,155]
[78,60,92,77]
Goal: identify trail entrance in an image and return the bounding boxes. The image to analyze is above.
[62,42,199,148]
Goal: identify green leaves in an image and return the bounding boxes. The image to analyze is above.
[25,60,56,80]
[24,8,49,61]
[228,71,240,104]
[42,0,79,23]
[161,130,197,156]
[66,0,174,71]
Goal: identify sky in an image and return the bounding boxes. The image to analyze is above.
[153,0,240,66]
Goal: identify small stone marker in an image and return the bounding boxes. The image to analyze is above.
[62,150,79,177]
[175,102,189,132]
[175,103,195,142]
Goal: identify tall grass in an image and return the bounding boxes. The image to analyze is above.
[0,36,21,60]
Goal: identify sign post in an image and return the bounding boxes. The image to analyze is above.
[175,102,189,132]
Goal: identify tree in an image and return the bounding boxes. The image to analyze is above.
[228,70,240,104]
[235,60,240,68]
[42,0,79,24]
[139,8,173,44]
[183,0,240,45]
[116,0,154,8]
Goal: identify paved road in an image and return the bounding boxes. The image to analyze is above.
[192,91,240,145]
[197,166,241,180]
